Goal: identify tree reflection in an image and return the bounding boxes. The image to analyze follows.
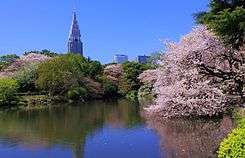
[0,99,142,158]
[145,115,234,158]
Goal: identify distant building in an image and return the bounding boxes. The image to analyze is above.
[114,54,128,64]
[68,12,83,56]
[136,55,150,64]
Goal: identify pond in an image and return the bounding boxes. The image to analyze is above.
[0,100,234,158]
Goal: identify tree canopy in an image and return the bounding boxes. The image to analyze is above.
[195,0,245,49]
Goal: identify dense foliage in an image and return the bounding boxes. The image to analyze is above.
[36,54,103,99]
[15,64,38,92]
[84,60,103,79]
[102,80,119,98]
[67,87,88,100]
[36,54,86,95]
[103,62,153,99]
[218,114,245,158]
[218,128,245,158]
[195,0,245,49]
[119,61,152,96]
[0,78,18,106]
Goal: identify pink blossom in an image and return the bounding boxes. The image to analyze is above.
[104,64,123,84]
[0,53,51,78]
[138,69,157,85]
[147,25,243,118]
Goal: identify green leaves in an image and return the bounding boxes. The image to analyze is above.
[119,61,151,96]
[15,64,38,92]
[218,127,245,158]
[209,7,244,48]
[35,54,103,97]
[196,0,245,49]
[0,78,18,106]
[36,54,86,95]
[218,110,245,158]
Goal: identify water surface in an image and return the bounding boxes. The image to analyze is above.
[0,100,234,158]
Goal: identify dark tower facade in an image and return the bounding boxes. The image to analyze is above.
[68,12,83,56]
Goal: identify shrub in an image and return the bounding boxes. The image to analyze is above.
[119,61,151,95]
[80,77,104,99]
[103,80,119,98]
[218,109,245,158]
[138,84,154,101]
[218,127,245,158]
[126,90,138,101]
[36,54,85,95]
[67,87,88,100]
[0,78,18,106]
[234,109,245,128]
[85,60,103,79]
[36,54,102,96]
[15,64,38,92]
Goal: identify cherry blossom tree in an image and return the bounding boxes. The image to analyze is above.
[0,53,51,78]
[147,25,244,118]
[103,64,123,84]
[138,69,157,86]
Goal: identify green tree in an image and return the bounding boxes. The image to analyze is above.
[195,0,245,49]
[85,60,103,79]
[36,54,103,97]
[0,78,19,106]
[119,61,151,95]
[36,54,87,95]
[15,64,38,92]
[103,80,119,98]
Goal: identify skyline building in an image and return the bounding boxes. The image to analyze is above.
[114,54,128,64]
[67,12,83,56]
[136,55,150,64]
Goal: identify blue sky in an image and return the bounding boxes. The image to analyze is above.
[0,0,208,63]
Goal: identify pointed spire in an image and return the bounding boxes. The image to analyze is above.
[67,11,83,56]
[69,11,81,38]
[73,12,77,20]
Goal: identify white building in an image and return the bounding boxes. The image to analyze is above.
[114,54,128,64]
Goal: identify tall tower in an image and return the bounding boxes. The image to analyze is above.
[68,12,83,56]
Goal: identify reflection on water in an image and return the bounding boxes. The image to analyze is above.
[0,100,160,158]
[0,100,235,158]
[146,116,234,158]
